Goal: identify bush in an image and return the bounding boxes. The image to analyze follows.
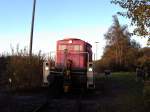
[6,48,44,90]
[0,56,9,86]
[0,56,7,75]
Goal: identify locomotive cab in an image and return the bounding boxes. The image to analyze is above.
[43,38,95,92]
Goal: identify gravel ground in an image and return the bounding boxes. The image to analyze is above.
[0,74,145,112]
[0,80,114,112]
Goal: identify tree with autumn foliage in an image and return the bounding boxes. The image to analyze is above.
[111,0,150,45]
[137,47,150,68]
[96,15,140,72]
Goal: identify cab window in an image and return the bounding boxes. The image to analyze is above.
[74,45,83,51]
[74,45,80,51]
[58,45,67,50]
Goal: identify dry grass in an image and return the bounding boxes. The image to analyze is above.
[6,47,44,90]
[96,72,150,112]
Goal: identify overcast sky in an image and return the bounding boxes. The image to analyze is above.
[0,0,147,59]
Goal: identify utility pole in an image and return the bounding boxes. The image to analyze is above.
[95,42,99,60]
[29,0,36,57]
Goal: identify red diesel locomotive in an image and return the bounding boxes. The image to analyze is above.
[43,38,94,92]
[56,38,92,70]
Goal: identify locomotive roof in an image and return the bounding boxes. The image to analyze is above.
[58,38,92,47]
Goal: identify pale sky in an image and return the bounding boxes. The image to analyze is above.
[0,0,148,59]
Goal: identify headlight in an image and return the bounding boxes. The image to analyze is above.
[9,78,12,83]
[88,68,92,71]
[68,40,72,43]
[45,66,49,70]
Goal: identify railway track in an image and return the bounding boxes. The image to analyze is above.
[31,97,99,112]
[8,76,104,112]
[0,85,92,112]
[31,89,96,112]
[0,75,106,112]
[30,89,89,112]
